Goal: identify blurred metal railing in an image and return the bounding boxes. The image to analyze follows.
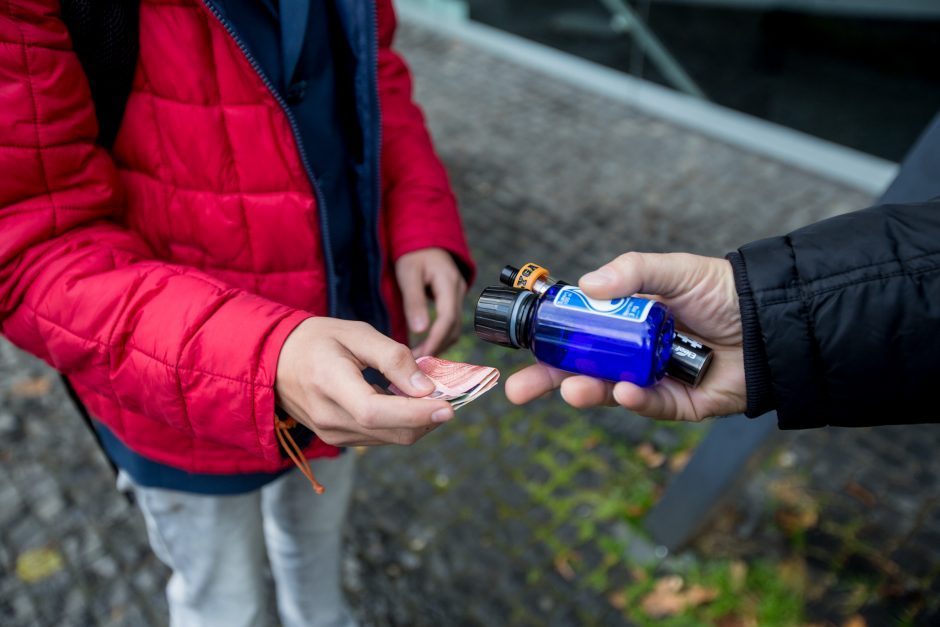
[599,0,707,98]
[646,0,940,19]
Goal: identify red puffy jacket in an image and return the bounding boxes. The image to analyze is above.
[0,0,473,473]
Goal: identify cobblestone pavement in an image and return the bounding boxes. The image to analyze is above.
[2,15,939,627]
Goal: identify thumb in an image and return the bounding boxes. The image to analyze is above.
[578,252,694,301]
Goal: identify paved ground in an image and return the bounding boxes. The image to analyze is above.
[2,14,938,627]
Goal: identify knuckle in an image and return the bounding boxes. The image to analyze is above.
[355,405,378,429]
[317,430,346,447]
[396,430,419,446]
[386,344,413,370]
[349,320,373,335]
[616,251,641,269]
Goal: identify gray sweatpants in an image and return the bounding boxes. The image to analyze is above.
[120,453,358,627]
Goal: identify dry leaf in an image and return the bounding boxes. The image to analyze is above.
[553,553,577,581]
[769,478,815,507]
[641,576,685,618]
[776,505,819,535]
[636,442,666,468]
[778,557,808,590]
[582,435,601,451]
[668,449,692,473]
[607,591,627,610]
[685,585,719,607]
[842,615,867,627]
[630,567,650,583]
[845,481,878,507]
[716,614,758,627]
[640,575,717,618]
[729,560,748,592]
[16,547,64,583]
[9,376,52,398]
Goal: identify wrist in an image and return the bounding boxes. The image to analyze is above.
[274,316,317,409]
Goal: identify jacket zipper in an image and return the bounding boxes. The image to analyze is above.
[200,0,339,317]
[368,1,390,334]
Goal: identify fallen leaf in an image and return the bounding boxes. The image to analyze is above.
[636,442,666,468]
[717,613,758,627]
[16,547,64,583]
[776,505,819,535]
[607,591,627,610]
[729,560,748,592]
[630,567,650,583]
[769,478,814,507]
[844,481,878,507]
[640,575,717,618]
[641,575,685,618]
[777,557,808,590]
[553,552,577,581]
[685,585,719,607]
[668,449,692,473]
[582,435,601,451]
[9,376,52,398]
[842,615,867,627]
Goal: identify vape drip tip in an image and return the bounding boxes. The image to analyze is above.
[500,263,556,295]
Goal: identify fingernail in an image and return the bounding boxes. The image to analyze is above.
[410,316,428,332]
[411,372,434,392]
[431,408,453,423]
[580,267,615,288]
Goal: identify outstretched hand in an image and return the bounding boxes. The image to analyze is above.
[504,252,747,421]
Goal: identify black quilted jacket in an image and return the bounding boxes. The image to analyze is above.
[729,197,940,429]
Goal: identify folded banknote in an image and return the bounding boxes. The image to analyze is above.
[389,356,500,410]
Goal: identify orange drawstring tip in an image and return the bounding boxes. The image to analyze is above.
[275,416,325,494]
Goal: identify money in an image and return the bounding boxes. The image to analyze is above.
[389,356,500,410]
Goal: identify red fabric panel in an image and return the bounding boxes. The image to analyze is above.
[0,0,474,473]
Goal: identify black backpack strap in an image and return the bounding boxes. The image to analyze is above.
[60,0,140,149]
[57,1,139,484]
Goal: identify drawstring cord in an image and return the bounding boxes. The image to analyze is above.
[275,417,325,494]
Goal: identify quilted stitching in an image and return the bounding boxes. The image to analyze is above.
[0,0,473,473]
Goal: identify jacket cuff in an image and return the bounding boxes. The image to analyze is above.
[726,252,776,417]
[254,310,314,463]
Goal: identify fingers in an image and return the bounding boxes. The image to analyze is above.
[504,363,572,404]
[578,252,697,301]
[560,376,617,408]
[322,358,454,429]
[338,323,437,398]
[317,423,440,448]
[612,378,696,421]
[398,263,430,334]
[416,271,462,357]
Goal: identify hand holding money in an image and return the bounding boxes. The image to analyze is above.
[390,356,500,410]
[276,318,456,447]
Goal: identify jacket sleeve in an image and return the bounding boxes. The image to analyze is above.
[729,199,940,429]
[0,0,310,463]
[375,0,475,282]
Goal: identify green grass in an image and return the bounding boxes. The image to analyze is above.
[435,331,816,625]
